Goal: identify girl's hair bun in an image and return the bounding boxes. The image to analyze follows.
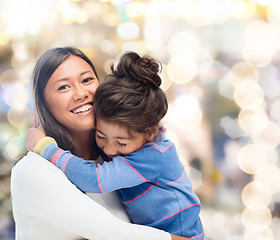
[112,51,162,88]
[97,51,168,136]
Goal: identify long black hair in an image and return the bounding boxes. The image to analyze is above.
[33,47,99,153]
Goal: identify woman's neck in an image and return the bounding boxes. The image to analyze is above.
[70,130,98,160]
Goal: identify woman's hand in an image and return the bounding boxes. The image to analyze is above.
[171,234,193,240]
[26,127,46,151]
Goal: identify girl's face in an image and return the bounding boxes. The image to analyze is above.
[44,55,99,134]
[95,118,154,159]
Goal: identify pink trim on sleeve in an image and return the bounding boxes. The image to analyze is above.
[164,170,185,185]
[50,149,64,164]
[156,202,200,223]
[152,143,173,153]
[121,156,147,182]
[96,167,104,193]
[190,232,203,239]
[62,156,72,173]
[122,183,158,204]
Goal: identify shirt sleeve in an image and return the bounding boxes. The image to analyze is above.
[34,138,163,193]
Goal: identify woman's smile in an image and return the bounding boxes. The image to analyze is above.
[71,103,93,115]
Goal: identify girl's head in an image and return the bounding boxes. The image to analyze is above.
[94,51,168,157]
[33,47,99,152]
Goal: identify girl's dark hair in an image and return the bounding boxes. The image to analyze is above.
[33,47,99,153]
[94,51,168,136]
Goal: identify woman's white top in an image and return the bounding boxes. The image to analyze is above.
[11,152,171,240]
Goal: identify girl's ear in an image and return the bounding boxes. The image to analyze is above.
[146,125,159,142]
[146,133,155,142]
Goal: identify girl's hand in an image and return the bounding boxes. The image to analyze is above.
[26,127,46,151]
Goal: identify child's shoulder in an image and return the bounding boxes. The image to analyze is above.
[141,128,175,154]
[145,138,173,153]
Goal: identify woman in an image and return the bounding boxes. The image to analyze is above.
[10,47,191,240]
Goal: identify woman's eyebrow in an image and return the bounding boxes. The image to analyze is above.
[80,70,92,76]
[54,71,93,84]
[54,78,68,84]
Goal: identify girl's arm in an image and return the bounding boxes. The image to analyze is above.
[31,137,162,193]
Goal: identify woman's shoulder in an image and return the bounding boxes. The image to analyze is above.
[13,152,53,170]
[11,151,64,182]
[11,152,72,203]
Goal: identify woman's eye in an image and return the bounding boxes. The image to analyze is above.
[57,85,69,91]
[83,77,94,83]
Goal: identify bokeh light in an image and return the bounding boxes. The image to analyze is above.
[168,31,199,58]
[1,0,56,36]
[238,108,268,134]
[243,20,280,67]
[0,69,19,85]
[230,0,255,19]
[3,83,29,111]
[126,2,145,18]
[7,107,32,128]
[242,206,272,231]
[170,94,203,132]
[4,136,25,160]
[270,98,280,122]
[0,32,9,45]
[254,165,280,194]
[234,80,264,110]
[117,22,140,40]
[237,144,268,174]
[252,120,280,150]
[167,57,197,84]
[159,64,173,92]
[229,62,259,88]
[243,227,274,240]
[242,181,271,208]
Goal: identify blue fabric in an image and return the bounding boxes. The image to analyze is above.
[41,135,204,239]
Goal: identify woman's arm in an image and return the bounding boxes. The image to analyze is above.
[11,152,172,240]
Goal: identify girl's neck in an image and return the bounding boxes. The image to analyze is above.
[70,130,98,160]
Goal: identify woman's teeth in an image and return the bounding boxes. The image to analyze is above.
[72,104,92,114]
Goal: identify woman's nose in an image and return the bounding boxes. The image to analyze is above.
[73,86,88,102]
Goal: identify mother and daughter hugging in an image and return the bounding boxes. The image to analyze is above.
[11,47,204,240]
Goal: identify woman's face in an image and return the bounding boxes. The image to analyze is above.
[44,55,99,134]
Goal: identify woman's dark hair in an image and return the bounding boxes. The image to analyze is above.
[94,51,168,137]
[33,47,99,153]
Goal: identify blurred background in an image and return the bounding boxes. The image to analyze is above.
[0,0,280,239]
